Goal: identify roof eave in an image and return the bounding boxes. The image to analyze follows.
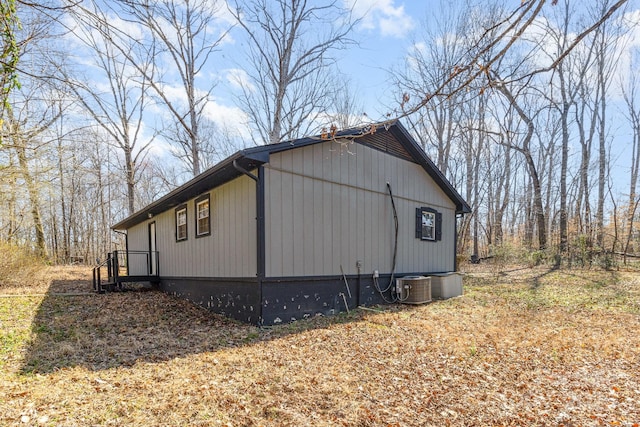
[112,151,261,230]
[112,120,472,231]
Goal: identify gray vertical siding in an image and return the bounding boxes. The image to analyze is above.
[264,140,456,277]
[126,175,257,278]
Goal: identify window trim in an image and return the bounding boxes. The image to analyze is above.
[421,210,436,241]
[175,204,188,242]
[416,206,442,242]
[195,194,211,238]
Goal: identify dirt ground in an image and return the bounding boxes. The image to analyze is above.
[1,264,639,426]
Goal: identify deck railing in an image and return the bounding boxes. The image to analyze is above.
[92,250,159,292]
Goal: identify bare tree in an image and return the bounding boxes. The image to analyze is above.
[589,0,628,249]
[164,114,241,172]
[322,77,365,130]
[2,92,63,256]
[390,0,634,261]
[0,0,20,125]
[229,0,357,145]
[461,93,490,261]
[543,0,590,254]
[0,150,20,242]
[393,0,629,123]
[493,78,548,250]
[621,52,640,260]
[392,2,470,176]
[65,2,156,215]
[0,1,69,257]
[2,1,82,125]
[125,0,231,176]
[573,63,598,251]
[71,0,232,176]
[483,105,515,247]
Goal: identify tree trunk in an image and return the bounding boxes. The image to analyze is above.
[596,85,606,249]
[622,68,640,260]
[524,177,533,249]
[531,161,547,250]
[595,16,610,249]
[15,142,47,257]
[494,143,512,245]
[558,71,570,253]
[123,143,135,215]
[496,83,547,250]
[464,130,476,260]
[57,138,70,262]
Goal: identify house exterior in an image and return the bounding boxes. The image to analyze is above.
[112,121,471,325]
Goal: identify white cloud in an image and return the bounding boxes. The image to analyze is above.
[616,9,640,89]
[622,9,640,46]
[201,101,250,138]
[376,3,415,38]
[224,68,255,92]
[412,41,427,53]
[106,14,147,41]
[157,84,190,106]
[146,82,250,139]
[214,0,239,27]
[345,0,415,38]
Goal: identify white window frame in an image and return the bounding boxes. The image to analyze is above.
[176,206,187,241]
[421,210,436,241]
[195,196,210,237]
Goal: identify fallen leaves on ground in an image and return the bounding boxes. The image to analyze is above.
[0,265,639,426]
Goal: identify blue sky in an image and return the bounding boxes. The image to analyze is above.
[210,0,640,132]
[336,0,421,115]
[61,0,433,161]
[211,0,427,135]
[64,0,640,190]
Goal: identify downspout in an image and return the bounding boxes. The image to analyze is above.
[233,159,258,181]
[233,160,265,325]
[454,213,460,272]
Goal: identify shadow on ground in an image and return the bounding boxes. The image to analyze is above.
[19,274,411,374]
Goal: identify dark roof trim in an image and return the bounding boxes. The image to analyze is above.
[241,124,375,157]
[113,120,470,230]
[112,152,262,230]
[389,122,471,215]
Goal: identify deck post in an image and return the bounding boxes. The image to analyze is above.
[107,252,113,281]
[113,250,120,288]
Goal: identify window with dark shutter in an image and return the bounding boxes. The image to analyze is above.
[416,206,442,241]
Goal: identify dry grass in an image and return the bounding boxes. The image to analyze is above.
[0,243,50,295]
[1,265,639,426]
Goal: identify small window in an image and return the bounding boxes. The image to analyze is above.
[195,194,211,237]
[416,207,442,241]
[176,205,187,241]
[422,211,436,240]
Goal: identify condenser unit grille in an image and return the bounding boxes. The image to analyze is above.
[398,276,432,304]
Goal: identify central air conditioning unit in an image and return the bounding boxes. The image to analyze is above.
[396,276,432,304]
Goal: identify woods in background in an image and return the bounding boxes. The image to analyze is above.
[0,0,638,267]
[395,0,637,266]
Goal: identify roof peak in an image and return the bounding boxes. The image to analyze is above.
[113,119,469,230]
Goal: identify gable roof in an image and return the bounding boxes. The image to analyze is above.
[113,120,471,230]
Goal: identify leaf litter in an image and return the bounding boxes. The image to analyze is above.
[0,265,639,426]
